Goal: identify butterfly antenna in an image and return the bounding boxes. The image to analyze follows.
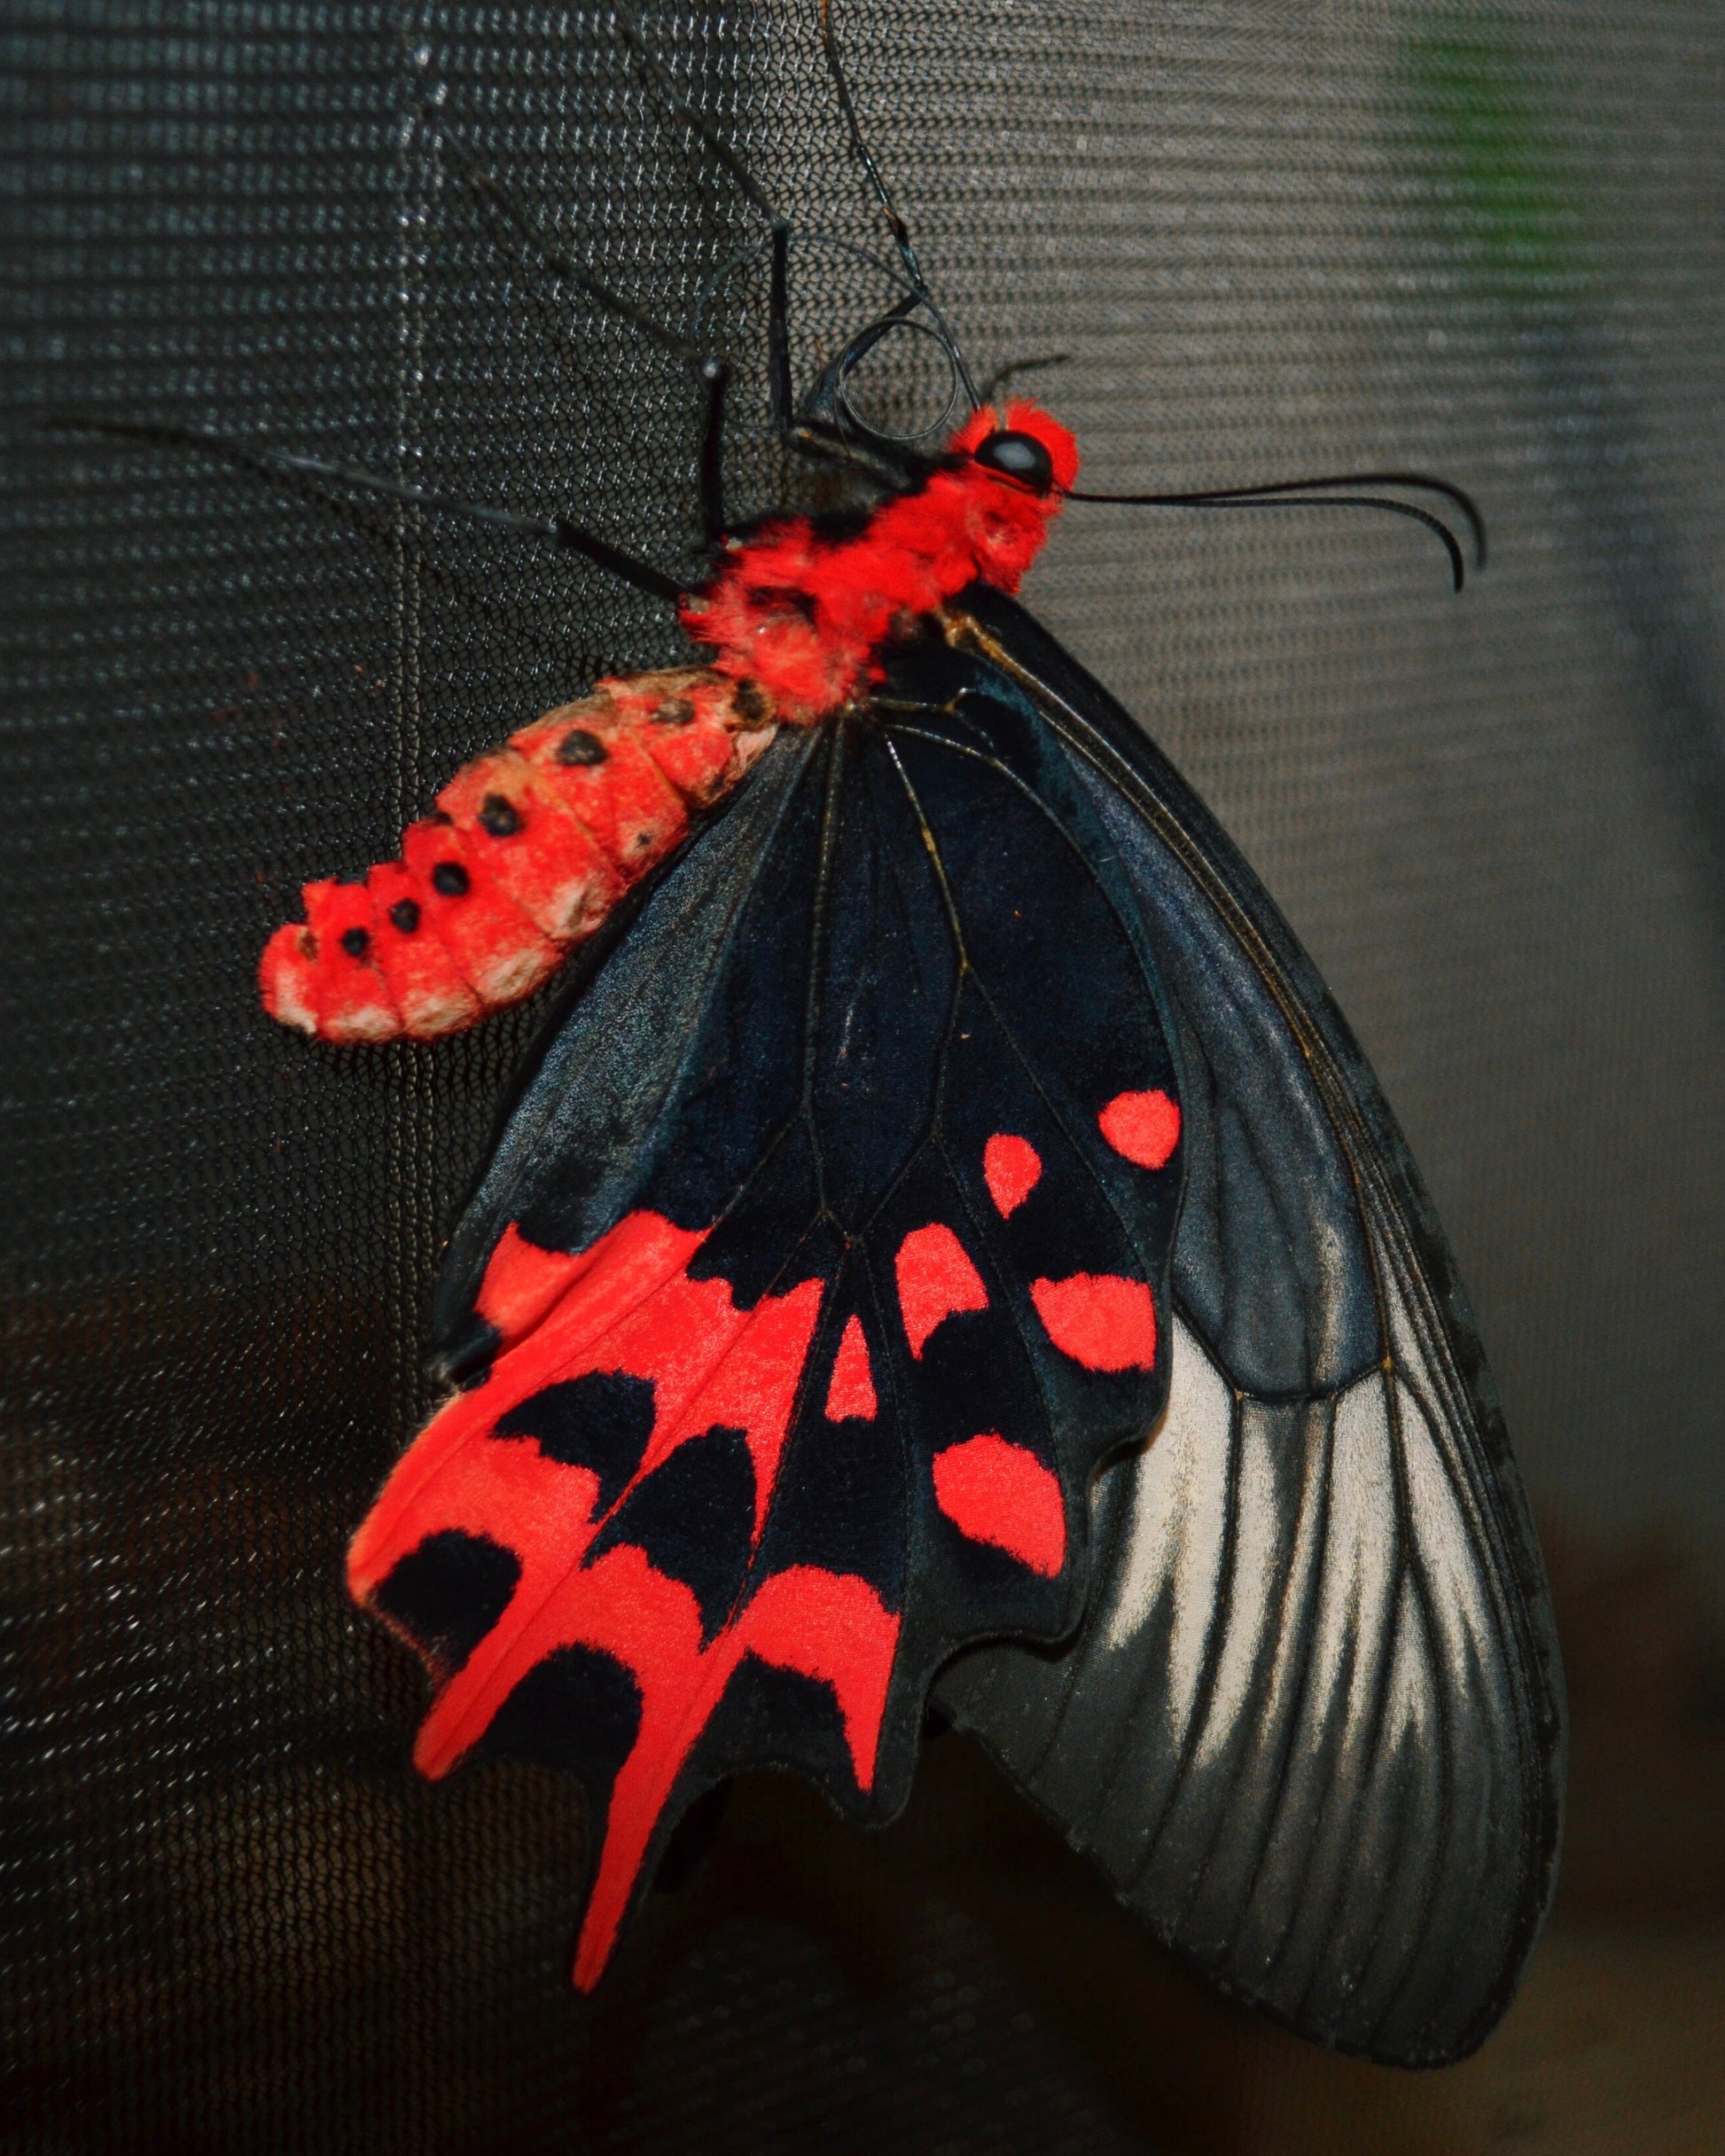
[612,1,781,226]
[40,412,684,604]
[605,4,797,476]
[1065,472,1487,591]
[410,66,732,541]
[818,0,921,286]
[413,97,701,364]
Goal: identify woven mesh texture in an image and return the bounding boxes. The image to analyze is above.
[4,4,1724,2149]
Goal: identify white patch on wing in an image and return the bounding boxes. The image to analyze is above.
[1384,1569,1436,1762]
[1396,1367,1503,1704]
[1193,1412,1281,1769]
[1100,1316,1231,1753]
[1092,1307,1513,1892]
[1308,1371,1401,1756]
[1377,1259,1513,1752]
[1310,1209,1357,1382]
[1238,1404,1331,1766]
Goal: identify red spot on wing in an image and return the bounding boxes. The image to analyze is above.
[982,1133,1042,1217]
[932,1434,1065,1577]
[347,1207,902,1994]
[472,1215,705,1354]
[1098,1088,1181,1171]
[824,1315,878,1421]
[894,1223,989,1358]
[347,1209,720,1636]
[1031,1273,1158,1372]
[648,1278,828,1535]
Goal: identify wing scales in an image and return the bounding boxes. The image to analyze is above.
[356,690,1188,1985]
[941,1305,1539,2059]
[358,593,1559,2027]
[932,594,1564,2063]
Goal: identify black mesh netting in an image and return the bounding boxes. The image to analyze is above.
[5,4,1725,2152]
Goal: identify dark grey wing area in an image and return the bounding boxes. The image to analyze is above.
[932,592,1565,2066]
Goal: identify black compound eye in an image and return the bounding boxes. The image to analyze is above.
[973,429,1054,493]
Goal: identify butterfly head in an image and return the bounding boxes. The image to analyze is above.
[941,402,1081,590]
[683,403,1081,723]
[954,402,1080,496]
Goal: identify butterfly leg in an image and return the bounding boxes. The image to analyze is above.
[413,69,740,546]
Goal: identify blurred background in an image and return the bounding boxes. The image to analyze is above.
[4,2,1722,2149]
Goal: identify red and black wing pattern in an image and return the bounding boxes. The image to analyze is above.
[932,591,1566,2065]
[347,639,1185,1987]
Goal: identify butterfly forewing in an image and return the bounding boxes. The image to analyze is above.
[932,590,1565,2066]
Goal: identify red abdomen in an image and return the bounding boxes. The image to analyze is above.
[260,668,777,1043]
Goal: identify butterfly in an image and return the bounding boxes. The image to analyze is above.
[72,0,1565,2066]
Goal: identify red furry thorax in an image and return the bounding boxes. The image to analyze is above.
[684,402,1079,723]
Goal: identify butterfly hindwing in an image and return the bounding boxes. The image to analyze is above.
[932,590,1565,2066]
[348,654,1185,1986]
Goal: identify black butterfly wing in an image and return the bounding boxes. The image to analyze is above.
[347,664,1187,1986]
[931,589,1566,2065]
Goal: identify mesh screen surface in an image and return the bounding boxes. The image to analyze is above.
[5,4,1724,2150]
